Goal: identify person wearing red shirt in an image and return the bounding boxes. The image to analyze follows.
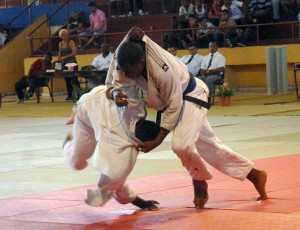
[15,53,52,103]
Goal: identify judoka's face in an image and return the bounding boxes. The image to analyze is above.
[119,59,145,79]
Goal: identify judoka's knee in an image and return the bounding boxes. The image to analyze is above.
[172,141,195,156]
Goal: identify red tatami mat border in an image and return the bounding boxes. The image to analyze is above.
[0,154,299,230]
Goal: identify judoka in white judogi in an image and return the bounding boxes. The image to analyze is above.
[106,28,267,208]
[63,75,155,207]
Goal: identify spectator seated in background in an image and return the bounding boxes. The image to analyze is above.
[272,0,299,21]
[163,16,180,50]
[285,0,299,21]
[221,0,245,25]
[179,14,198,49]
[200,41,226,103]
[86,43,113,88]
[179,0,195,20]
[239,1,272,42]
[213,9,241,47]
[0,24,8,48]
[177,1,196,49]
[67,11,85,35]
[180,42,203,78]
[110,0,125,17]
[90,43,113,70]
[207,0,222,26]
[195,17,216,48]
[15,53,53,103]
[127,0,145,16]
[193,0,208,19]
[248,0,273,24]
[167,46,180,59]
[272,0,282,21]
[78,1,107,49]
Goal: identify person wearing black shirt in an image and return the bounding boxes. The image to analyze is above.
[67,11,85,35]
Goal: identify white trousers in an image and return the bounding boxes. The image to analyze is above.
[172,79,254,181]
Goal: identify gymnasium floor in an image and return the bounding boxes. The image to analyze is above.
[0,94,299,229]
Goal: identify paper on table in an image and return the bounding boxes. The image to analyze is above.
[65,63,78,67]
[46,69,55,72]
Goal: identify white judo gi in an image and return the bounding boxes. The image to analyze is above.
[110,33,254,181]
[63,80,146,205]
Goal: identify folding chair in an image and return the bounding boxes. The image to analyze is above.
[36,78,54,103]
[212,70,225,105]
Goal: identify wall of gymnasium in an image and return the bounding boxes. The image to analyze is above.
[20,43,300,96]
[0,15,48,94]
[0,2,88,28]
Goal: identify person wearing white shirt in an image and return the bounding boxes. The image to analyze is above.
[180,42,203,78]
[179,0,195,20]
[194,0,207,18]
[200,41,226,101]
[221,0,245,24]
[91,43,113,70]
[89,43,114,88]
[195,18,216,48]
[0,24,7,48]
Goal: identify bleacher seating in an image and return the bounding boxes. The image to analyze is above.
[1,0,299,56]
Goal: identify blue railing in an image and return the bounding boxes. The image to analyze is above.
[3,0,39,38]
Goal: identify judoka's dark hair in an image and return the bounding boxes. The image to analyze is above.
[117,41,145,66]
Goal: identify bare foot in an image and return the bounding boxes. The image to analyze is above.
[66,112,75,125]
[255,170,268,200]
[66,119,74,125]
[247,169,268,201]
[194,196,208,209]
[193,180,209,209]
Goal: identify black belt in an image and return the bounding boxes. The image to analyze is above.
[183,95,211,110]
[156,74,211,124]
[183,72,211,110]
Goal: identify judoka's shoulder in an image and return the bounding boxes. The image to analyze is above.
[77,85,107,103]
